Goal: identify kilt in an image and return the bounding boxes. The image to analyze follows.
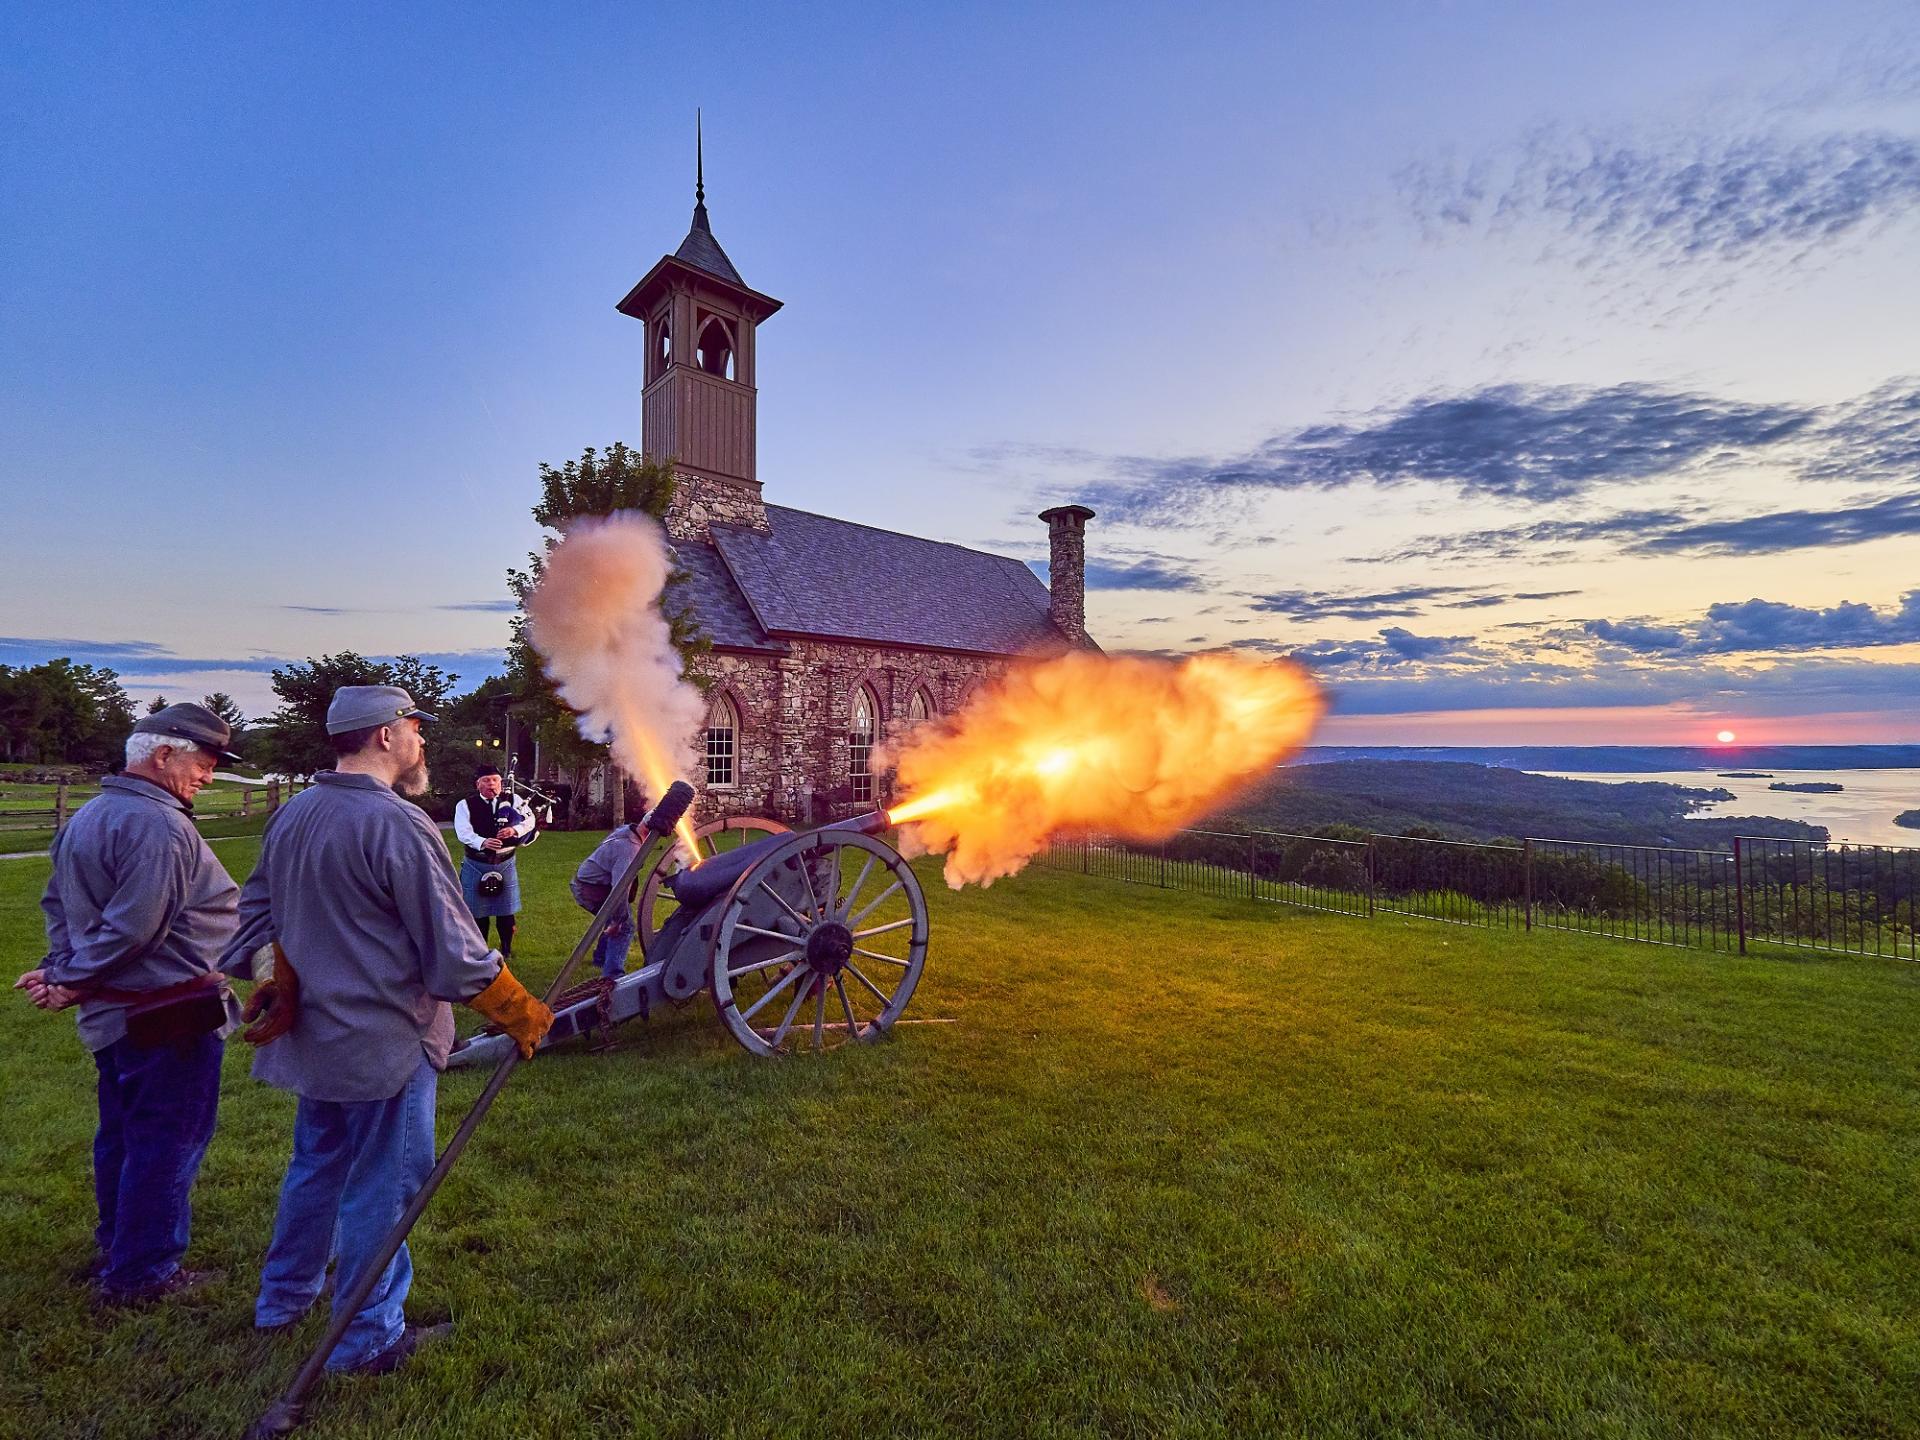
[460,854,521,918]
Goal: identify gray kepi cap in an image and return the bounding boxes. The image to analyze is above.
[326,684,438,735]
[132,701,245,765]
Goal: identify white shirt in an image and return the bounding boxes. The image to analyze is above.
[454,792,536,851]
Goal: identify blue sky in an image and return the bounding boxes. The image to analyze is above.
[4,2,1919,743]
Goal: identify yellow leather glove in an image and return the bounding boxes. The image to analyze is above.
[468,963,555,1060]
[242,943,301,1047]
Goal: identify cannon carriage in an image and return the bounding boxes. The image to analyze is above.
[448,811,930,1066]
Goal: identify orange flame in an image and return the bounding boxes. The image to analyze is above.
[881,651,1324,887]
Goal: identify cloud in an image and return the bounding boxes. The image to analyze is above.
[1250,584,1480,621]
[1030,548,1208,592]
[1384,489,1920,564]
[436,599,520,613]
[1250,584,1583,622]
[1072,382,1811,524]
[1586,591,1920,656]
[1377,628,1473,663]
[1080,558,1206,591]
[1402,129,1920,267]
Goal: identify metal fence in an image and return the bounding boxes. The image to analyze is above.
[1042,828,1920,962]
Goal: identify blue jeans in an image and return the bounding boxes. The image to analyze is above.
[594,912,633,979]
[575,878,633,978]
[255,1056,437,1370]
[91,1032,223,1294]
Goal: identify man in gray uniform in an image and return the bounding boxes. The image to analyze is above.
[16,702,243,1303]
[220,685,553,1376]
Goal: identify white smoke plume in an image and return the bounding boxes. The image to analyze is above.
[525,512,707,795]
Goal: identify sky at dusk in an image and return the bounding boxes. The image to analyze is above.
[4,2,1919,745]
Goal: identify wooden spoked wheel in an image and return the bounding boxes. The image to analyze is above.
[708,829,929,1058]
[636,815,789,958]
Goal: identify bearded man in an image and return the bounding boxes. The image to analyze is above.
[220,685,552,1376]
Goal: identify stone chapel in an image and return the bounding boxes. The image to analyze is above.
[623,165,1098,822]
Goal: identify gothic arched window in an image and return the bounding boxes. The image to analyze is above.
[653,317,673,381]
[907,688,934,728]
[848,684,878,803]
[696,316,735,381]
[704,692,738,789]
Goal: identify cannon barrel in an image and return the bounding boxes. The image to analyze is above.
[822,808,893,838]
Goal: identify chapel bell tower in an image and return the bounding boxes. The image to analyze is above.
[617,120,782,499]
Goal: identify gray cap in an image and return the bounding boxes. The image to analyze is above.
[325,685,438,735]
[132,702,244,765]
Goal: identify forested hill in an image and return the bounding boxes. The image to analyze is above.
[1299,744,1920,773]
[1215,761,1827,847]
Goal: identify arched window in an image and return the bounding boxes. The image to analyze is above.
[696,316,735,380]
[653,317,672,381]
[907,688,933,727]
[848,684,878,803]
[704,692,738,789]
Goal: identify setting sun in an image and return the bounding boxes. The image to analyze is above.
[1716,730,1737,743]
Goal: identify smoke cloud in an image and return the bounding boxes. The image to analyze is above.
[525,512,707,796]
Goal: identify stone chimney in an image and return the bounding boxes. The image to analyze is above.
[1039,504,1095,646]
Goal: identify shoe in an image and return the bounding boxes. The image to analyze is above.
[98,1267,222,1307]
[70,1253,109,1285]
[344,1321,452,1376]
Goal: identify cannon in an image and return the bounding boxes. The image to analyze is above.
[448,809,930,1064]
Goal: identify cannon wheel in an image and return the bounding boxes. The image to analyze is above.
[636,815,790,958]
[709,829,929,1058]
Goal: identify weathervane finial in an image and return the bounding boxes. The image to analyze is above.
[694,108,707,224]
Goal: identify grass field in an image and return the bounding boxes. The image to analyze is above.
[2,831,1918,1438]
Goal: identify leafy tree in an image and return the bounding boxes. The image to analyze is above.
[202,692,247,730]
[505,443,709,823]
[0,660,134,766]
[256,653,457,780]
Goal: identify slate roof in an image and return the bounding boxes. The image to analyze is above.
[674,206,747,289]
[668,537,786,654]
[687,504,1071,657]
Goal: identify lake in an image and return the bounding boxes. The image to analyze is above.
[1532,769,1920,849]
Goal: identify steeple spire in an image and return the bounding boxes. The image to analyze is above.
[693,109,709,232]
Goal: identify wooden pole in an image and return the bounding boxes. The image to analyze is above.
[54,779,68,830]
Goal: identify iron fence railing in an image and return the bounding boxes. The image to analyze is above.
[1043,828,1920,963]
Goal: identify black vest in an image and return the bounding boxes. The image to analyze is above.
[461,793,526,864]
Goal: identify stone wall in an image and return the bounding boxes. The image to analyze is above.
[664,469,769,541]
[686,642,1008,822]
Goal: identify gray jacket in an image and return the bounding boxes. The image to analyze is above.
[220,770,501,1103]
[41,774,240,1052]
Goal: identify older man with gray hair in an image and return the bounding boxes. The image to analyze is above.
[15,702,245,1304]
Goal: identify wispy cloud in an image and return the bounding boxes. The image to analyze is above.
[0,637,508,684]
[1379,489,1920,563]
[1250,584,1582,622]
[1401,129,1920,268]
[436,599,519,613]
[1586,591,1920,656]
[1059,382,1811,524]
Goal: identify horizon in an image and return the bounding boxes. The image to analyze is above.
[6,4,1920,747]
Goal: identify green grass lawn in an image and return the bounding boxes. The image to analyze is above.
[2,832,1917,1438]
